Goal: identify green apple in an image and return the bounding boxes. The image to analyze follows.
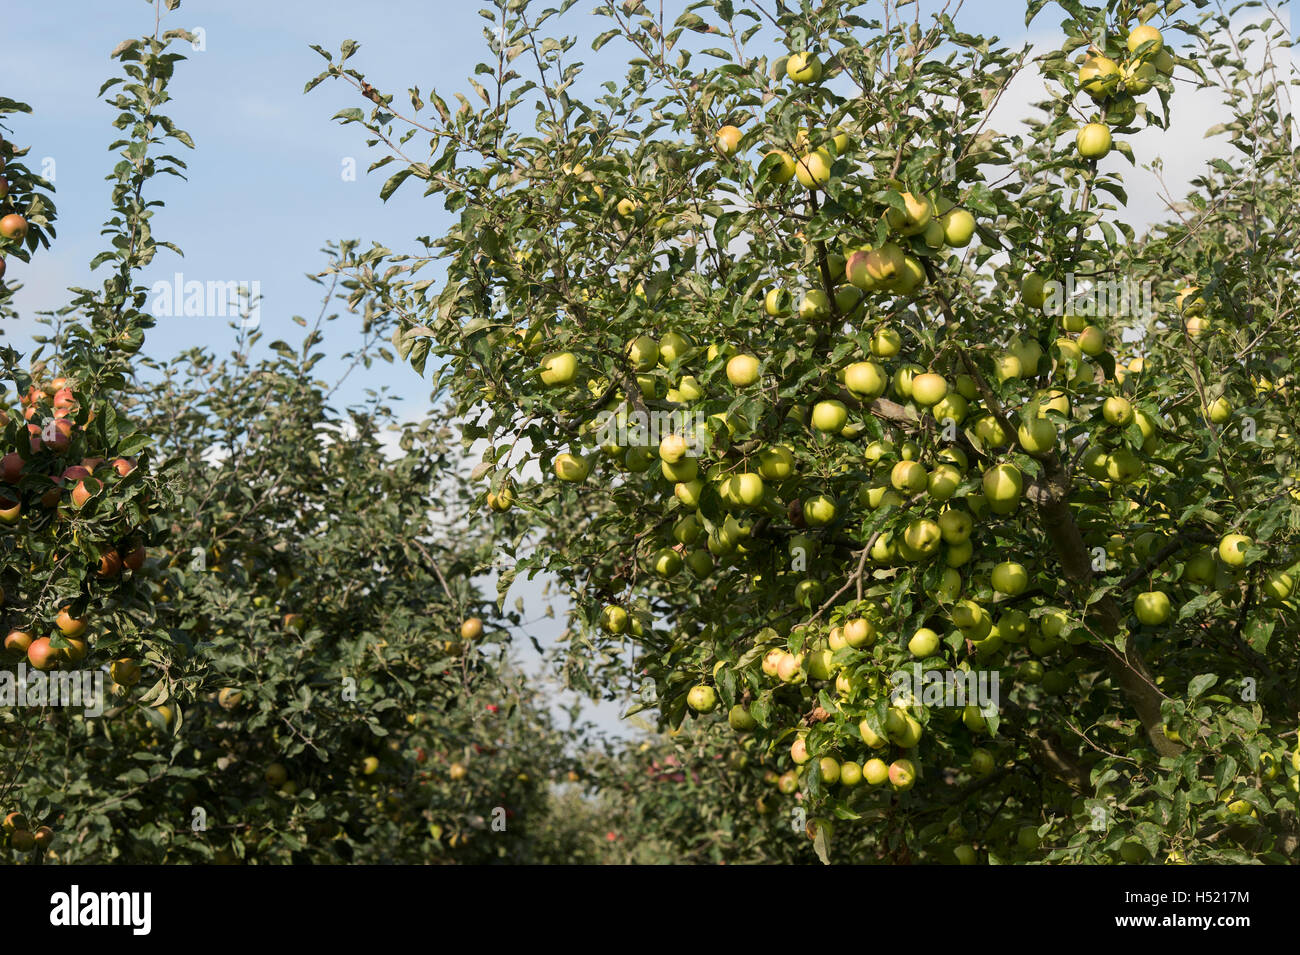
[1010,338,1043,376]
[1133,590,1171,625]
[728,704,757,731]
[626,335,659,371]
[685,549,712,578]
[715,124,742,157]
[1208,397,1232,424]
[732,472,765,506]
[1076,122,1113,160]
[940,207,976,247]
[991,561,1029,596]
[970,748,995,776]
[891,460,928,494]
[1017,825,1040,851]
[795,148,832,189]
[554,453,591,482]
[908,627,941,657]
[811,400,849,433]
[806,648,835,681]
[1078,324,1106,356]
[938,508,973,544]
[1021,273,1047,310]
[870,326,903,357]
[786,51,822,84]
[859,719,888,750]
[888,759,917,791]
[1218,533,1252,567]
[686,684,717,712]
[1017,417,1056,456]
[670,514,702,545]
[901,518,943,560]
[1102,396,1134,426]
[1181,549,1216,585]
[765,287,791,315]
[1078,55,1121,99]
[803,494,837,526]
[863,758,890,785]
[839,760,863,787]
[758,445,795,480]
[661,457,698,482]
[1128,24,1164,54]
[600,605,629,634]
[659,331,692,363]
[927,463,963,501]
[911,372,949,406]
[834,284,862,314]
[1263,570,1295,602]
[726,354,761,386]
[982,463,1024,513]
[798,288,831,321]
[541,351,578,386]
[675,479,704,508]
[885,192,934,237]
[843,617,875,648]
[818,757,841,785]
[931,393,969,426]
[962,704,987,733]
[658,432,688,463]
[844,360,888,398]
[764,150,796,185]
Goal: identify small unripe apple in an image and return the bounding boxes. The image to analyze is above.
[1207,397,1232,424]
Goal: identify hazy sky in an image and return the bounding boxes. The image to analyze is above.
[3,0,1283,736]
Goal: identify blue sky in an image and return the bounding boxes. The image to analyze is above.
[3,0,1261,736]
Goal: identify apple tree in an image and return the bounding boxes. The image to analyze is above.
[313,0,1299,863]
[0,21,198,861]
